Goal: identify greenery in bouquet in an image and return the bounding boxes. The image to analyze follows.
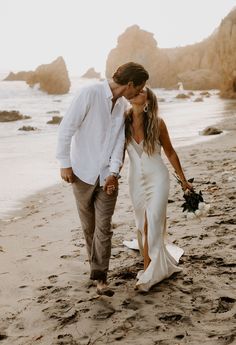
[174,175,211,220]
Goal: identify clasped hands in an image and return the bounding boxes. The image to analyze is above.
[103,175,118,195]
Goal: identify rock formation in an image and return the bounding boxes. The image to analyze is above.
[81,68,101,79]
[0,111,31,122]
[106,25,171,88]
[176,69,222,90]
[47,116,63,124]
[216,9,236,98]
[200,127,223,135]
[26,57,71,94]
[3,71,34,81]
[18,126,37,131]
[105,8,236,97]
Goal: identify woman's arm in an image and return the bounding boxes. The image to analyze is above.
[159,118,193,191]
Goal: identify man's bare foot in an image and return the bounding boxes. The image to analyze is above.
[96,280,114,297]
[83,279,96,289]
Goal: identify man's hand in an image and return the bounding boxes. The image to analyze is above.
[103,175,118,195]
[60,167,76,183]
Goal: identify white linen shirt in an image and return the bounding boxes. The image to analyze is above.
[56,79,128,186]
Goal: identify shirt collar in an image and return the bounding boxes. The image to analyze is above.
[103,79,113,99]
[103,79,124,105]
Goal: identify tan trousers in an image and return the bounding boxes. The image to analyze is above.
[72,177,118,281]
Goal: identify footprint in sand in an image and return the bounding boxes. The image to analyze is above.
[38,285,54,291]
[73,242,85,248]
[60,255,73,259]
[52,334,77,345]
[217,334,235,344]
[175,334,185,340]
[0,335,8,341]
[159,313,183,322]
[48,275,58,284]
[121,298,141,311]
[42,302,78,327]
[92,301,115,320]
[214,297,235,313]
[158,313,191,325]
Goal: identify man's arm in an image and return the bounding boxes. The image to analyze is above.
[109,122,125,175]
[109,100,128,176]
[56,88,91,182]
[103,122,125,194]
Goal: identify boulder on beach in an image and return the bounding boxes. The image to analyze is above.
[26,57,71,95]
[3,71,34,81]
[200,91,211,97]
[194,97,204,102]
[18,126,37,131]
[0,111,31,122]
[47,116,63,124]
[200,126,223,135]
[81,68,101,79]
[175,93,190,99]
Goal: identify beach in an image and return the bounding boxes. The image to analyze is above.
[0,106,235,344]
[0,78,230,219]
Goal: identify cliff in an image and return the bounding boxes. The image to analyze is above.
[105,8,236,97]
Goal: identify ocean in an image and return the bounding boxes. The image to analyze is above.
[0,76,233,219]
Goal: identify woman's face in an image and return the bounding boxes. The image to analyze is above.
[123,81,146,100]
[129,88,148,106]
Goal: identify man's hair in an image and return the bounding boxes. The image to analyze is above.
[112,62,149,86]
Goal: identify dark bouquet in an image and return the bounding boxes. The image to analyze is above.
[174,175,210,220]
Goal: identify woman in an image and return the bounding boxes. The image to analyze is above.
[124,87,192,291]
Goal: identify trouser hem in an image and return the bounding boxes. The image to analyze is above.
[90,270,107,281]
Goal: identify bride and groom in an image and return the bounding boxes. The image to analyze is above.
[56,62,192,296]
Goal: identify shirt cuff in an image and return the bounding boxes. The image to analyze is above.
[109,161,120,174]
[58,158,72,168]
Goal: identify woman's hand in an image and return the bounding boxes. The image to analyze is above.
[181,180,193,192]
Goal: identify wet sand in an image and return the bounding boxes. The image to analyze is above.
[0,115,236,345]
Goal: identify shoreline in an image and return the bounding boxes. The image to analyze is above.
[0,117,230,222]
[1,111,234,225]
[0,87,233,219]
[0,113,236,344]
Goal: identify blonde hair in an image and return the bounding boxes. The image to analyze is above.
[125,87,160,155]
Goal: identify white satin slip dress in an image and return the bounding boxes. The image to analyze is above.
[126,137,184,291]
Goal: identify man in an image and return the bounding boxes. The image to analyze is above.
[56,62,149,296]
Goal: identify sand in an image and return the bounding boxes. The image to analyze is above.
[0,116,236,345]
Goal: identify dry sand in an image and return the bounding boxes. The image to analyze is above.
[0,117,236,345]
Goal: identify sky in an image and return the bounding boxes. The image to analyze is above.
[0,0,235,76]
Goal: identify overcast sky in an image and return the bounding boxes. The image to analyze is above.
[0,0,235,76]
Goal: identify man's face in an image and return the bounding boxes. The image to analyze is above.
[129,88,147,106]
[123,81,146,100]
